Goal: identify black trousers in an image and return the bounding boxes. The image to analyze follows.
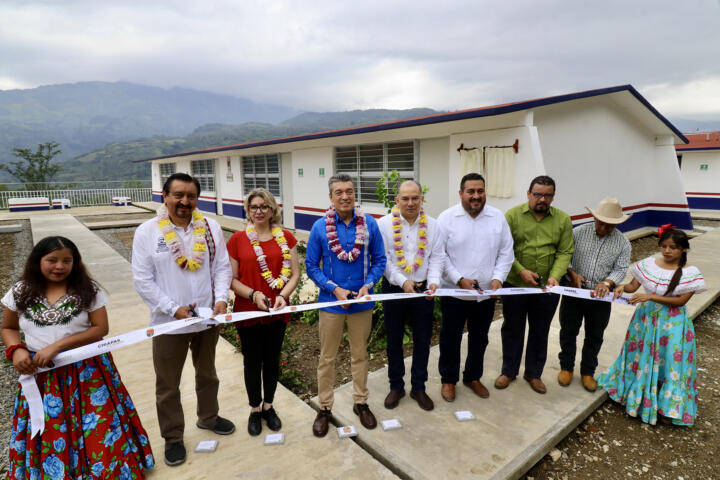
[438,296,496,385]
[558,295,611,376]
[382,278,434,392]
[500,283,560,379]
[237,320,287,408]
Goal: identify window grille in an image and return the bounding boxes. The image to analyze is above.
[191,159,215,193]
[159,163,176,188]
[242,154,282,198]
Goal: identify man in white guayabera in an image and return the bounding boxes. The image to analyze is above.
[132,172,234,467]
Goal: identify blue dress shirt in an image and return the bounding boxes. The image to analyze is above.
[306,210,387,314]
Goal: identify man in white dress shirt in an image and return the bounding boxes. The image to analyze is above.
[436,173,514,401]
[378,180,445,411]
[132,173,234,467]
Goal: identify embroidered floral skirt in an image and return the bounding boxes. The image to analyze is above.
[6,353,155,479]
[597,301,698,426]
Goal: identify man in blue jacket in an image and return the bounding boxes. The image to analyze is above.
[306,173,387,437]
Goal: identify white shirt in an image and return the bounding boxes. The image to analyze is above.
[1,282,107,352]
[132,214,232,334]
[378,211,445,287]
[437,203,515,292]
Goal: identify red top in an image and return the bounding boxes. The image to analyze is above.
[227,229,297,327]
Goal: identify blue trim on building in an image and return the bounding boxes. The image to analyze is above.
[574,209,693,232]
[222,203,246,219]
[9,206,49,212]
[687,196,720,210]
[197,199,217,214]
[676,147,720,152]
[152,193,163,203]
[52,205,71,209]
[135,85,687,163]
[295,212,322,231]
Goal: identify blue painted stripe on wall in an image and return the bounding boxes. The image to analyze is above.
[9,207,49,212]
[295,212,322,231]
[687,196,720,210]
[222,203,246,219]
[197,199,217,214]
[152,193,163,202]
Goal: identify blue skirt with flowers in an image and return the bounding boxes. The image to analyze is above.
[6,352,154,479]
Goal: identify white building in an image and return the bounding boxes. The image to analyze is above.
[676,131,720,213]
[137,85,693,232]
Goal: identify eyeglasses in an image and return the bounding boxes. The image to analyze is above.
[248,205,271,212]
[530,192,554,199]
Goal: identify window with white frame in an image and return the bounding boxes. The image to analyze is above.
[159,163,176,188]
[191,159,215,193]
[334,141,416,203]
[242,154,281,198]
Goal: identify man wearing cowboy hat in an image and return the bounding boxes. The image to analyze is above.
[557,197,632,392]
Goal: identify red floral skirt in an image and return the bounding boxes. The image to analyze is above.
[6,353,154,479]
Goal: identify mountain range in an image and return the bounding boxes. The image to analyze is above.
[0,81,436,183]
[1,81,718,185]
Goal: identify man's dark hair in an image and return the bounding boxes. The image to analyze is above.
[163,172,201,196]
[528,175,555,193]
[328,173,355,194]
[460,172,485,191]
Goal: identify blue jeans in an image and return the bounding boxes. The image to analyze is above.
[382,278,434,392]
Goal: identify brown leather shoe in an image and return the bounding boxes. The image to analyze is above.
[353,403,377,429]
[557,370,573,387]
[312,408,331,437]
[463,380,490,398]
[523,374,547,394]
[441,383,456,402]
[581,375,597,392]
[384,390,405,409]
[494,374,516,389]
[410,391,435,411]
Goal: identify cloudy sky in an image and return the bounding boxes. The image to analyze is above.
[1,0,720,119]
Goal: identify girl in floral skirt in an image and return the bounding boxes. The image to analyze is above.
[597,226,706,426]
[1,236,154,479]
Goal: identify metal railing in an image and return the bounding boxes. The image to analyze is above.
[0,188,152,209]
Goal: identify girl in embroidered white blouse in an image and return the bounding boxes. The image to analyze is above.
[598,227,706,426]
[1,236,154,479]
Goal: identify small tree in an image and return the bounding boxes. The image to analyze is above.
[0,141,62,190]
[375,169,429,214]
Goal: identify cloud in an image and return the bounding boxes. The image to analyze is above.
[1,0,719,116]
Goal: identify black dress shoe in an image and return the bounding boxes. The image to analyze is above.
[410,391,435,411]
[262,407,282,431]
[313,408,331,437]
[197,416,236,435]
[164,442,186,466]
[247,412,262,436]
[353,403,377,429]
[384,389,405,409]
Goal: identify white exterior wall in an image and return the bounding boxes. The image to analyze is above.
[418,137,450,218]
[532,98,688,221]
[291,146,334,210]
[280,152,294,228]
[679,150,720,193]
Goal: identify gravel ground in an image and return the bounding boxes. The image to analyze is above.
[0,221,33,476]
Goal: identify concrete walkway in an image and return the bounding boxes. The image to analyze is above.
[310,228,720,480]
[28,215,396,480]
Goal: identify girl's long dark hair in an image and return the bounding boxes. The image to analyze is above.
[16,236,97,311]
[659,229,689,296]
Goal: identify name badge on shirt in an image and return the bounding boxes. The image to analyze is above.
[156,236,169,253]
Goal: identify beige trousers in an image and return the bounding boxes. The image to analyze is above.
[317,309,373,409]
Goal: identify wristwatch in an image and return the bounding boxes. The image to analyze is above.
[601,281,612,288]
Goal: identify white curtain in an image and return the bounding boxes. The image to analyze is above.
[460,149,482,176]
[485,147,514,198]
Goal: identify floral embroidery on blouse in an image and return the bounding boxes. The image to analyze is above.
[12,282,82,327]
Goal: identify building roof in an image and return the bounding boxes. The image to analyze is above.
[675,131,720,151]
[135,84,688,163]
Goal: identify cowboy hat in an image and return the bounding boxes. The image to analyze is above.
[585,197,632,225]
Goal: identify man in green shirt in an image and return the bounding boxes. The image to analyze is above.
[494,175,574,394]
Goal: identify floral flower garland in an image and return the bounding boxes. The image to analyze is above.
[246,224,292,289]
[325,205,366,262]
[157,204,207,271]
[391,206,428,273]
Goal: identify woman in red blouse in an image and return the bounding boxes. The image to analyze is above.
[226,188,300,436]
